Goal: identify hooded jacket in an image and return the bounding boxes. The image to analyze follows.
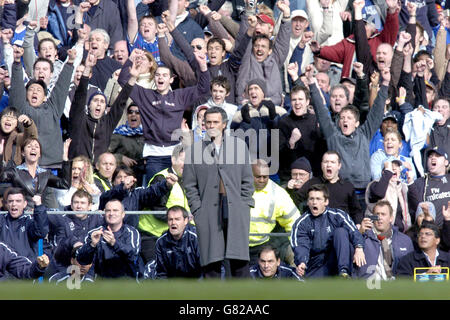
[236,17,291,105]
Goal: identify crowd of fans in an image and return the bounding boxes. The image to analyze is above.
[0,0,449,282]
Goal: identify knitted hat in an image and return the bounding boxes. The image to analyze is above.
[290,156,312,173]
[87,91,108,107]
[247,79,267,97]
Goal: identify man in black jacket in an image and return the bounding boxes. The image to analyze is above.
[277,85,324,181]
[292,151,362,225]
[68,51,138,164]
[396,222,450,278]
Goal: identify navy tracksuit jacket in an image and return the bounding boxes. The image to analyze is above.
[154,224,202,279]
[249,262,303,281]
[0,241,46,279]
[290,207,365,277]
[0,205,49,260]
[76,223,141,278]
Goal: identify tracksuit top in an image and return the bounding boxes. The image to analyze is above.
[76,223,141,279]
[154,224,201,279]
[0,241,46,279]
[290,207,365,267]
[0,205,49,260]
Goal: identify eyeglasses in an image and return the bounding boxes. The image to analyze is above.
[418,232,435,238]
[191,45,203,50]
[2,115,17,120]
[127,110,140,115]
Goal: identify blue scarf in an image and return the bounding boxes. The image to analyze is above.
[113,122,143,137]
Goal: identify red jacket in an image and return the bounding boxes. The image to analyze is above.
[317,11,399,78]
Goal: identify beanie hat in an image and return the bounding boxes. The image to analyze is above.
[290,156,312,173]
[87,91,108,107]
[247,79,267,97]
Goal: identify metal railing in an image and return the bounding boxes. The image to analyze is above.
[2,210,290,237]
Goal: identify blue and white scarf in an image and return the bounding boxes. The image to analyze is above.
[113,122,143,137]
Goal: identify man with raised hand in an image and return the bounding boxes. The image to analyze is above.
[118,48,210,182]
[76,199,141,279]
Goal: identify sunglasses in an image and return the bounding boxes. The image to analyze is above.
[128,110,140,115]
[191,45,203,50]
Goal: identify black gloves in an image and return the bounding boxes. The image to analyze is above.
[264,100,277,120]
[240,105,252,123]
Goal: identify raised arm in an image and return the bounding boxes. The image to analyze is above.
[178,52,210,109]
[272,1,291,66]
[26,197,49,242]
[360,69,389,139]
[162,11,197,72]
[22,22,38,78]
[306,65,337,139]
[9,46,27,114]
[126,0,139,43]
[47,49,76,119]
[353,0,374,75]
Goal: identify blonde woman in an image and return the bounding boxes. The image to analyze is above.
[105,49,158,127]
[56,139,101,209]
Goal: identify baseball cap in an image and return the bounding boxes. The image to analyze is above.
[291,10,309,21]
[382,112,398,123]
[426,146,448,159]
[340,77,356,86]
[257,14,275,27]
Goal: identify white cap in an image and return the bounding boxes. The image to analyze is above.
[291,9,309,21]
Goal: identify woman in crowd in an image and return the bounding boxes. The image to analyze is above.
[0,137,70,209]
[364,159,412,233]
[370,128,416,183]
[56,138,101,210]
[104,49,157,127]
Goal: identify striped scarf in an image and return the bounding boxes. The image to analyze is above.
[113,122,143,137]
